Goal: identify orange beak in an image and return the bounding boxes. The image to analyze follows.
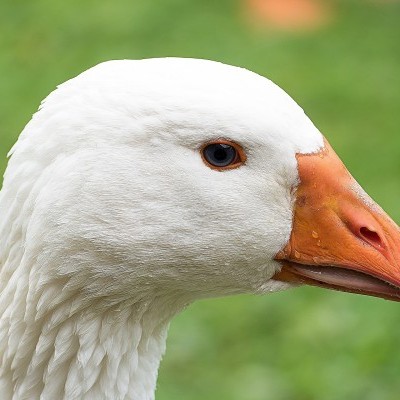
[273,139,400,301]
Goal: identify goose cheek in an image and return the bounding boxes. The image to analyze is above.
[273,138,400,301]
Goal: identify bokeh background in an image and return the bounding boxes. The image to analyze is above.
[1,0,400,399]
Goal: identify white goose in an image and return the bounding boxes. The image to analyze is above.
[1,58,399,400]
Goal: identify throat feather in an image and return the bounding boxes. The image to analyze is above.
[0,286,176,400]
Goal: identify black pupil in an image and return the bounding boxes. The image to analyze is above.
[204,144,236,167]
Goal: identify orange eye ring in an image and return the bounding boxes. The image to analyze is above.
[200,139,247,171]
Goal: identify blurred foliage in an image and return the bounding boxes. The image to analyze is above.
[1,0,400,399]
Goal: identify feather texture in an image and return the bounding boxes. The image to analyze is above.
[0,58,323,399]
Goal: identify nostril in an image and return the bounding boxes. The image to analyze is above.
[359,226,384,250]
[340,205,389,256]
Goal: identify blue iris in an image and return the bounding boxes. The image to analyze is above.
[203,144,237,167]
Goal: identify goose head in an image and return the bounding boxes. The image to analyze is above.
[1,58,400,399]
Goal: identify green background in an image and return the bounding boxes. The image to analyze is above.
[1,0,400,399]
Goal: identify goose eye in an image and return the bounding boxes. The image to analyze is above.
[201,140,246,170]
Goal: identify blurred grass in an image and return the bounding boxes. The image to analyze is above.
[1,0,400,399]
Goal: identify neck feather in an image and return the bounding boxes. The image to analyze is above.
[0,156,189,400]
[0,278,184,400]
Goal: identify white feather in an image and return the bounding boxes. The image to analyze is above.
[0,58,324,399]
